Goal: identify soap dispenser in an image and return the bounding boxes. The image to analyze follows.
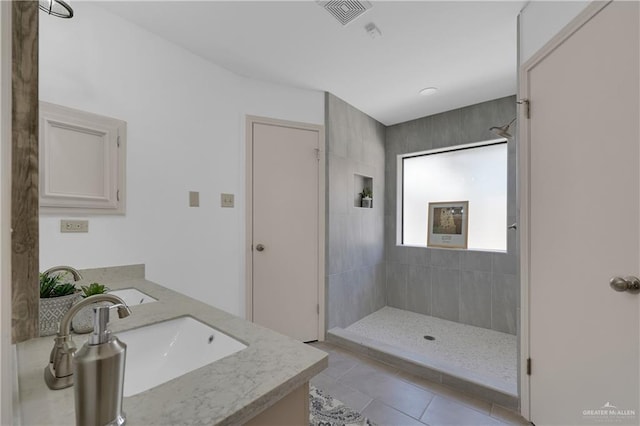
[73,304,130,426]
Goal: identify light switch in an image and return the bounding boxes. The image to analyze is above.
[189,191,200,207]
[60,220,88,233]
[221,193,234,208]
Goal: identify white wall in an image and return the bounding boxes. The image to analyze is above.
[39,3,324,317]
[0,1,12,424]
[519,1,591,64]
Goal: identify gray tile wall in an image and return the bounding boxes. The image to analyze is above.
[384,96,519,335]
[326,93,386,329]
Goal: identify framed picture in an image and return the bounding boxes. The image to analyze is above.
[427,201,469,249]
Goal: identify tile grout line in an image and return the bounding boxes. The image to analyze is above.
[418,392,435,422]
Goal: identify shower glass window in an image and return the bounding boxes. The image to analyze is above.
[401,139,507,251]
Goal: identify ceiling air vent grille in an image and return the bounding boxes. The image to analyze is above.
[317,0,372,26]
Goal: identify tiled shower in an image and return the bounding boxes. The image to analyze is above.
[326,93,518,334]
[325,93,519,404]
[326,93,387,329]
[384,95,518,335]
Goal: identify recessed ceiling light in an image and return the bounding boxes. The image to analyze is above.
[419,87,438,96]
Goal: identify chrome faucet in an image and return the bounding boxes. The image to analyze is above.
[42,265,83,282]
[44,294,131,390]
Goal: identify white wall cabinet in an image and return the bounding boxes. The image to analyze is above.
[39,101,125,214]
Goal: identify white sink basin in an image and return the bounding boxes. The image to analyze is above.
[108,288,157,306]
[116,316,247,397]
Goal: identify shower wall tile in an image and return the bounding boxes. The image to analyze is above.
[329,154,349,215]
[328,273,346,329]
[346,214,362,268]
[429,109,463,149]
[328,213,348,275]
[326,93,386,330]
[459,96,514,145]
[354,267,375,324]
[384,95,518,335]
[492,273,518,334]
[340,215,360,271]
[459,270,492,329]
[459,101,494,145]
[460,251,493,272]
[347,275,362,327]
[386,263,408,310]
[326,94,348,158]
[492,252,517,275]
[384,156,397,217]
[385,126,402,157]
[405,246,430,266]
[431,268,460,322]
[366,214,385,267]
[373,263,387,310]
[406,265,432,316]
[386,119,409,154]
[430,249,461,269]
[347,127,365,164]
[365,122,387,170]
[406,118,432,154]
[385,225,407,265]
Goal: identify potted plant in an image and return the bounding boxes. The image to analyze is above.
[360,187,373,208]
[72,283,110,333]
[39,273,81,336]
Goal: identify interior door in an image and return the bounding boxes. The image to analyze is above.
[524,2,639,424]
[251,120,320,342]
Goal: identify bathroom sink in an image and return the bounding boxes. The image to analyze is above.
[108,288,157,306]
[116,316,247,397]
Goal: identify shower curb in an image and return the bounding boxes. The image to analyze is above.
[327,327,519,410]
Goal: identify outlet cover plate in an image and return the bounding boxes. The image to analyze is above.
[60,220,89,233]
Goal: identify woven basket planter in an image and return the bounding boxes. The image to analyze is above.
[39,293,82,337]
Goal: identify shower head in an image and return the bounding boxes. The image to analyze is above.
[490,117,517,139]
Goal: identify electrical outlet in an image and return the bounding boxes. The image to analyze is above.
[60,220,88,233]
[221,193,234,208]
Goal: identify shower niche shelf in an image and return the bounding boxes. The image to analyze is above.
[354,174,373,209]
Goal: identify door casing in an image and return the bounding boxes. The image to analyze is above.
[244,115,326,340]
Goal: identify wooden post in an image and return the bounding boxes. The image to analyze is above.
[11,0,39,343]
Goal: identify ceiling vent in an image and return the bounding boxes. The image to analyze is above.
[317,0,373,26]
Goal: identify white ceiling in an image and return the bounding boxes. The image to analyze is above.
[96,1,525,126]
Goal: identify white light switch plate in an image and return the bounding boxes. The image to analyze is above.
[221,193,234,208]
[60,220,89,233]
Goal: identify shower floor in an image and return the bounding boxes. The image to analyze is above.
[328,307,518,405]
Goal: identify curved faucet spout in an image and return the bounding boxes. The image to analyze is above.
[42,265,83,281]
[59,294,130,338]
[44,294,131,390]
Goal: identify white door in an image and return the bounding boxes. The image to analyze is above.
[523,2,639,424]
[250,119,322,342]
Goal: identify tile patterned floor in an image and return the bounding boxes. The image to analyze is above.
[308,342,530,426]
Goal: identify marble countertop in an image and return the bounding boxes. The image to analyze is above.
[16,265,328,425]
